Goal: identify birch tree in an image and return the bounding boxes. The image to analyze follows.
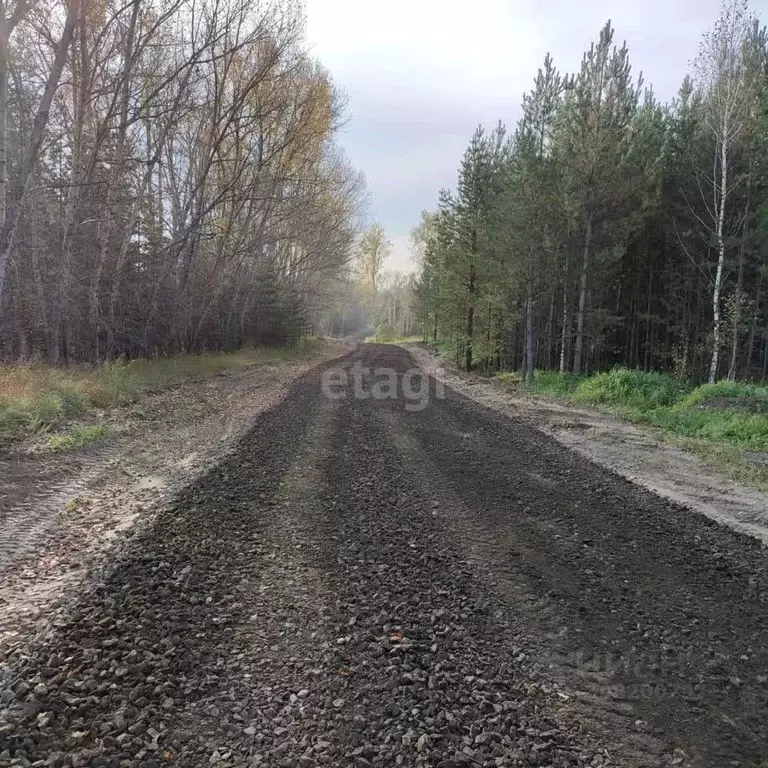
[694,0,762,382]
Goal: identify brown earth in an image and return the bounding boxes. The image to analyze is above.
[0,344,349,661]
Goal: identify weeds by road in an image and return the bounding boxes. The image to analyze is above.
[408,343,768,543]
[0,341,350,662]
[490,365,768,487]
[0,339,329,448]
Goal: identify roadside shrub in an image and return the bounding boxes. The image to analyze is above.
[496,371,522,385]
[0,340,325,447]
[0,399,36,440]
[574,368,685,411]
[49,384,90,413]
[643,408,768,451]
[374,324,397,342]
[85,362,138,407]
[45,424,112,452]
[0,391,73,442]
[677,381,768,413]
[530,372,584,397]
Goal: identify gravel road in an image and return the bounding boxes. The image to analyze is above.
[1,344,766,768]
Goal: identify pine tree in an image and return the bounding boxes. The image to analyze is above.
[694,0,763,381]
[494,53,565,381]
[556,21,640,374]
[445,124,508,370]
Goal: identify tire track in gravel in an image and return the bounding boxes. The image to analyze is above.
[0,354,348,768]
[0,441,122,573]
[378,407,667,767]
[299,357,604,768]
[377,345,768,768]
[0,347,604,768]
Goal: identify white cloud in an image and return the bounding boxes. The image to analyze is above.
[385,234,417,275]
[306,0,726,274]
[307,0,541,96]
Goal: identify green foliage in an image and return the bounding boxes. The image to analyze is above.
[433,338,459,362]
[495,371,522,385]
[0,391,83,444]
[411,10,768,383]
[574,368,685,410]
[372,324,397,342]
[509,366,768,453]
[44,424,113,453]
[497,370,583,396]
[531,372,585,397]
[676,381,768,411]
[641,408,768,451]
[86,363,140,407]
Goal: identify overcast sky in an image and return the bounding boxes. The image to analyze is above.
[305,0,741,273]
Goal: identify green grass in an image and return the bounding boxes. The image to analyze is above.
[490,364,768,487]
[365,334,423,344]
[676,380,768,411]
[43,424,113,453]
[406,340,768,483]
[641,408,768,450]
[530,371,585,397]
[573,368,684,410]
[559,369,768,452]
[0,338,329,448]
[495,370,584,396]
[495,371,522,385]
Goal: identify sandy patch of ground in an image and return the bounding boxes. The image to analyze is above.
[0,345,350,660]
[407,344,768,546]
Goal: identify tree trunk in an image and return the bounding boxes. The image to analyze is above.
[465,261,475,371]
[546,281,555,370]
[644,262,653,370]
[763,337,768,382]
[573,211,592,375]
[465,226,477,371]
[709,133,728,383]
[746,273,762,380]
[728,174,750,381]
[0,12,7,229]
[526,281,534,382]
[559,251,569,374]
[0,0,80,309]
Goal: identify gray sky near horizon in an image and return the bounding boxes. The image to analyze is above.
[305,0,754,273]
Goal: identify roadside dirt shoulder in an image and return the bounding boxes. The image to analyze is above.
[0,345,350,661]
[407,344,768,545]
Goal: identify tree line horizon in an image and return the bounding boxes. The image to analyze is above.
[0,0,366,363]
[410,0,768,384]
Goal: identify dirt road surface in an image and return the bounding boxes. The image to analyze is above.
[407,344,768,545]
[1,345,766,767]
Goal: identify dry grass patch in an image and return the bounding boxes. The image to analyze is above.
[0,339,328,447]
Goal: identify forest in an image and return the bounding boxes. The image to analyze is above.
[0,0,364,363]
[413,0,768,384]
[322,221,421,342]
